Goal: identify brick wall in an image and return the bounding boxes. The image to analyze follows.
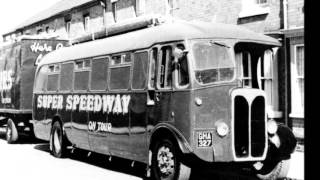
[288,0,304,28]
[3,0,304,41]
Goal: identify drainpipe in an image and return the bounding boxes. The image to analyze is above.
[283,0,288,29]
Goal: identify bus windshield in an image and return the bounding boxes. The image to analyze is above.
[192,41,235,84]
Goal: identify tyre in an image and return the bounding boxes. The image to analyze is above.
[151,139,191,180]
[6,118,18,144]
[50,121,68,158]
[256,160,290,180]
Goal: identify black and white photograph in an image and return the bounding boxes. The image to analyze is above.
[0,0,304,180]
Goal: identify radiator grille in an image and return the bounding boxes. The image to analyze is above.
[234,95,266,159]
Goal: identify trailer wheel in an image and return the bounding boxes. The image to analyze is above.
[50,121,67,158]
[6,118,18,144]
[151,138,191,180]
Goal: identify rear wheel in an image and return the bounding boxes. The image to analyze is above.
[50,121,67,158]
[6,118,18,144]
[151,139,191,180]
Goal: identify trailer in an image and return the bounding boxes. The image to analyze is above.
[0,37,68,143]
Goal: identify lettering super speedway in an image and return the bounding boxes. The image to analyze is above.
[37,94,130,114]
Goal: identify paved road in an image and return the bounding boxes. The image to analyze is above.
[0,127,264,180]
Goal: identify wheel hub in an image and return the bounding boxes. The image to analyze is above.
[157,146,175,177]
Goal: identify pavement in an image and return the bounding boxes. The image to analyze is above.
[286,148,304,180]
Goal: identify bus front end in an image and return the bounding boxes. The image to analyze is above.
[189,39,296,178]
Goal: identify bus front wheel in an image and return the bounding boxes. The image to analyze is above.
[50,121,67,158]
[151,138,191,180]
[6,118,18,144]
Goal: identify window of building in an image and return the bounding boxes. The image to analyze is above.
[257,50,274,114]
[45,26,50,34]
[290,45,304,118]
[47,64,60,91]
[135,0,146,16]
[83,14,90,33]
[132,51,148,90]
[60,63,74,91]
[158,46,173,89]
[74,60,91,91]
[256,0,267,5]
[37,28,43,35]
[91,58,108,90]
[165,0,178,16]
[238,0,270,18]
[111,0,118,22]
[65,15,71,36]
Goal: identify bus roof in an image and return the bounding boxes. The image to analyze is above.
[38,20,281,66]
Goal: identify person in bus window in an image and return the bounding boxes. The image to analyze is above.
[173,45,189,86]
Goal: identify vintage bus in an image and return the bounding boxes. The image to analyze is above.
[32,19,296,180]
[0,37,68,143]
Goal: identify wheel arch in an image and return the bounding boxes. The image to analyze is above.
[149,124,193,154]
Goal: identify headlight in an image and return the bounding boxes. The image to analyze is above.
[267,120,278,135]
[216,122,229,137]
[195,97,202,106]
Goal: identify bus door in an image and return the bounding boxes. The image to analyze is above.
[147,46,174,128]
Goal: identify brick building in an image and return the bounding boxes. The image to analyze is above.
[1,0,304,142]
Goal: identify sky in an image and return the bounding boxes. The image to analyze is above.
[0,0,61,41]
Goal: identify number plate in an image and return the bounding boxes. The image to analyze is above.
[197,131,213,147]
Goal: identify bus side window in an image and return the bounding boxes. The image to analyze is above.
[159,46,172,88]
[60,62,74,91]
[74,60,91,91]
[132,51,148,90]
[175,44,189,86]
[47,64,60,91]
[149,48,157,89]
[91,58,108,90]
[109,53,131,90]
[35,65,49,92]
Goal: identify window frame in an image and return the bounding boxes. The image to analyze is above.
[89,56,109,92]
[34,65,49,93]
[148,47,159,90]
[174,43,190,89]
[59,61,75,92]
[46,63,61,92]
[131,50,149,90]
[73,59,91,92]
[108,52,132,91]
[290,44,304,118]
[65,20,71,36]
[192,40,236,86]
[83,14,91,33]
[157,45,174,90]
[112,1,118,23]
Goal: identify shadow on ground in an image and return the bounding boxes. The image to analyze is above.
[1,126,259,180]
[32,144,260,180]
